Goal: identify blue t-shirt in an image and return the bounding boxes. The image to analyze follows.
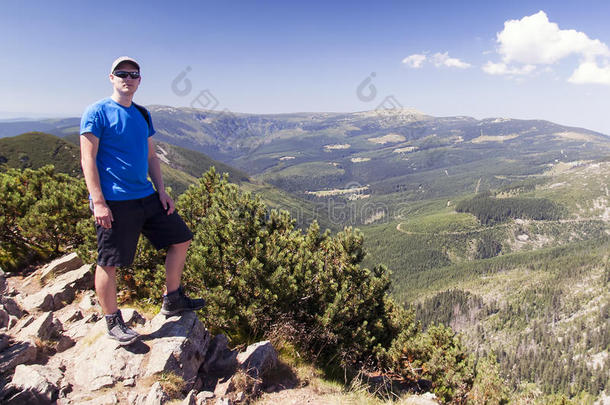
[80,98,156,201]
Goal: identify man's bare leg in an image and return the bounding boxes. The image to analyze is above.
[164,239,191,294]
[95,265,118,315]
[161,239,205,315]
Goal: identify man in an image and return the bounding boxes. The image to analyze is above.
[80,56,204,346]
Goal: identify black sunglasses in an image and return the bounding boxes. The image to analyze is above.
[113,70,140,79]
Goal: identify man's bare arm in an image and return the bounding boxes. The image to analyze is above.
[147,138,175,214]
[80,133,114,228]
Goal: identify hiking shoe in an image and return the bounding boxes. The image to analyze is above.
[105,309,140,346]
[161,286,205,316]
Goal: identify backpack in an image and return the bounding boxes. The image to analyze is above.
[133,102,152,130]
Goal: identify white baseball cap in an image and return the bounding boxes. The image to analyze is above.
[110,56,140,73]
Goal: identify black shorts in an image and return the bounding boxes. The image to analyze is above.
[95,192,193,267]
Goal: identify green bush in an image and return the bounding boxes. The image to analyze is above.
[383,323,475,404]
[0,165,89,271]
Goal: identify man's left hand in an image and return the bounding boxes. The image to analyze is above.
[158,191,175,215]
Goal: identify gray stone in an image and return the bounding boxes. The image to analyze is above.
[16,311,59,341]
[203,334,237,374]
[0,308,7,329]
[4,364,63,403]
[0,267,5,295]
[40,252,84,283]
[213,376,235,397]
[2,297,24,318]
[123,377,136,387]
[0,333,9,351]
[145,311,211,391]
[59,307,84,324]
[56,334,75,352]
[144,382,168,405]
[21,264,93,312]
[71,314,146,391]
[122,307,146,326]
[236,341,278,379]
[182,390,197,405]
[0,340,37,373]
[79,392,119,405]
[78,291,97,312]
[197,391,215,401]
[7,315,18,329]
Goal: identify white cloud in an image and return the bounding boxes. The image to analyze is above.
[432,52,471,68]
[497,11,609,64]
[483,10,610,85]
[568,61,610,85]
[482,62,535,76]
[402,54,427,68]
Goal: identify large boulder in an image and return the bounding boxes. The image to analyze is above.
[70,311,148,391]
[0,340,37,373]
[145,311,211,391]
[69,309,209,394]
[236,341,278,379]
[2,364,64,404]
[16,311,61,341]
[21,264,93,312]
[39,252,84,283]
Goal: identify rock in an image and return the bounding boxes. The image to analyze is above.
[214,376,235,397]
[182,390,197,405]
[403,392,439,404]
[59,308,84,324]
[0,308,8,329]
[143,382,168,405]
[56,334,75,352]
[0,267,5,295]
[21,264,93,312]
[0,340,37,373]
[78,392,119,405]
[16,311,60,341]
[145,311,211,391]
[215,398,233,405]
[203,334,237,374]
[0,333,9,351]
[79,291,97,312]
[7,315,18,330]
[236,341,278,379]
[3,364,63,404]
[40,252,84,283]
[235,391,246,402]
[123,377,136,387]
[128,392,143,404]
[71,315,147,391]
[2,297,24,318]
[122,307,146,326]
[196,390,215,403]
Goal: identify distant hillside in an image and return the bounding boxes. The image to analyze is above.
[5,132,333,231]
[0,132,81,176]
[360,159,610,399]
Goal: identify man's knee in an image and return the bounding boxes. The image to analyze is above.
[172,239,191,249]
[96,265,117,276]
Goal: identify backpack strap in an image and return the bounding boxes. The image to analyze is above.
[132,102,151,130]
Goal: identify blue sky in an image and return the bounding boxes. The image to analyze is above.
[1,0,609,134]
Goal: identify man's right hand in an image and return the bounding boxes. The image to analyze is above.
[94,202,114,229]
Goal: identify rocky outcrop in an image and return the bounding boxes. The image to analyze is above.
[20,264,93,312]
[0,253,282,404]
